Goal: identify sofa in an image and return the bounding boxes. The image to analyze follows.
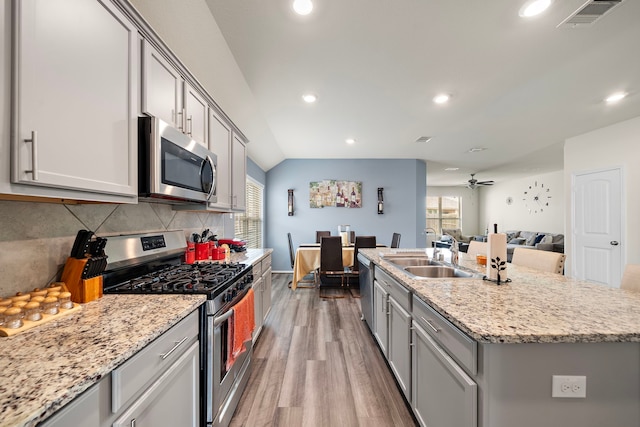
[504,230,564,262]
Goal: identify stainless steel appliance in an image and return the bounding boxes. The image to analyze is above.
[138,116,217,204]
[102,231,253,427]
[358,253,374,330]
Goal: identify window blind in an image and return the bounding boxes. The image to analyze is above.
[234,179,263,248]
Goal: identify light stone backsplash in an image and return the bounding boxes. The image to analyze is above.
[0,200,233,296]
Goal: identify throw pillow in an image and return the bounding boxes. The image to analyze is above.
[541,235,553,244]
[534,234,545,244]
[505,231,518,242]
[509,238,526,245]
[525,234,537,246]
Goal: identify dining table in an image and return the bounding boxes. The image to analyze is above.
[291,243,384,290]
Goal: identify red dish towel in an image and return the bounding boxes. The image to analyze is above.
[226,288,255,371]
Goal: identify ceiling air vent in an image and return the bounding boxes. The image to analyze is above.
[415,136,432,143]
[557,0,625,27]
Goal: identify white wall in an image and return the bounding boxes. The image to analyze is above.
[478,170,564,234]
[564,115,640,275]
[426,186,479,235]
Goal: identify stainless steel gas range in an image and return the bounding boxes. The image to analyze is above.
[102,230,254,427]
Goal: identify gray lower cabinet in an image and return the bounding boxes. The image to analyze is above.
[40,384,100,427]
[41,310,200,427]
[412,317,477,427]
[372,280,389,356]
[112,341,200,427]
[252,254,272,342]
[374,268,412,401]
[388,295,411,401]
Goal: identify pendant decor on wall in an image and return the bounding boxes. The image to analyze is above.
[309,180,362,208]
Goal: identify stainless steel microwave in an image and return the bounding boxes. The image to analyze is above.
[138,116,217,204]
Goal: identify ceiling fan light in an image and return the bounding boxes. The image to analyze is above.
[293,0,313,15]
[519,0,551,17]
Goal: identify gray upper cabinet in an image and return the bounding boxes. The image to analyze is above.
[231,134,246,211]
[183,82,208,147]
[141,40,184,129]
[208,108,232,210]
[10,0,138,200]
[141,40,208,148]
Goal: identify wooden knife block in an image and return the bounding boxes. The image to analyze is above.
[61,257,103,303]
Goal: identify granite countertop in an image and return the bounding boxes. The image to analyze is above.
[0,294,206,427]
[227,248,273,266]
[360,248,640,344]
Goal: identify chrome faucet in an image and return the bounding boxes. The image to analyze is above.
[446,234,459,266]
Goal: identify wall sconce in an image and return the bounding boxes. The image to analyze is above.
[377,187,384,214]
[288,189,294,216]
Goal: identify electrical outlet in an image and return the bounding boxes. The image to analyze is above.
[552,375,587,398]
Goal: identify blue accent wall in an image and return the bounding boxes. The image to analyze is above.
[265,159,426,271]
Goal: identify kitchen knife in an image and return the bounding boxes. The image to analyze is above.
[70,230,89,259]
[74,230,94,259]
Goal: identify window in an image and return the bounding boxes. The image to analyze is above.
[426,196,461,234]
[234,178,263,248]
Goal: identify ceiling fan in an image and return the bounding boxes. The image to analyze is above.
[466,173,494,189]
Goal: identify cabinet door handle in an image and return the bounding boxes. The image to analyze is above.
[610,241,619,246]
[130,418,136,427]
[176,109,184,131]
[160,336,188,360]
[24,131,38,181]
[421,316,440,333]
[187,115,193,136]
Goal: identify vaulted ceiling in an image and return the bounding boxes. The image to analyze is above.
[205,0,640,186]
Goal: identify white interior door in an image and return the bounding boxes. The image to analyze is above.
[572,168,623,286]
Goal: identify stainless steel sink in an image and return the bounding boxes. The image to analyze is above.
[385,257,439,267]
[403,265,480,279]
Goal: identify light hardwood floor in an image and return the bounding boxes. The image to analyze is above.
[230,273,417,427]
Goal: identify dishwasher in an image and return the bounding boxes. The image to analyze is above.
[358,253,374,331]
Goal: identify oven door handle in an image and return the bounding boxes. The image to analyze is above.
[213,308,234,327]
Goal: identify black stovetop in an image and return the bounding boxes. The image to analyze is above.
[103,260,251,299]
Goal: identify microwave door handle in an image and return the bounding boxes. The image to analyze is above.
[206,155,216,201]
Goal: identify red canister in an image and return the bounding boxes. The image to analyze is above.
[185,242,196,264]
[195,243,209,261]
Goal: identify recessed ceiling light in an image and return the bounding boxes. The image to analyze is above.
[605,92,627,104]
[444,167,459,171]
[302,93,317,103]
[345,138,356,144]
[433,94,450,104]
[468,147,487,153]
[292,0,313,15]
[519,0,552,18]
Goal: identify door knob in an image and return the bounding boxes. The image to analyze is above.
[610,241,619,246]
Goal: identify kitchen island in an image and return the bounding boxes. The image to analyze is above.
[359,248,640,427]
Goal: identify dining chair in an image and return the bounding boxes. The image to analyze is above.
[350,230,356,245]
[287,232,316,288]
[319,236,346,287]
[621,264,640,291]
[511,247,566,274]
[344,236,376,286]
[391,233,401,248]
[316,230,331,243]
[467,240,488,256]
